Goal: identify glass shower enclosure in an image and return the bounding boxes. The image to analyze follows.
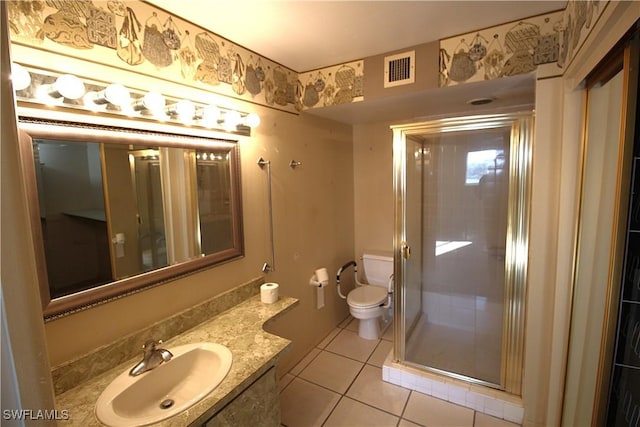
[392,113,533,394]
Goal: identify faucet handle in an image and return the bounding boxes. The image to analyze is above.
[142,339,163,352]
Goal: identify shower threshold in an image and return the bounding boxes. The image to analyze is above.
[382,356,524,424]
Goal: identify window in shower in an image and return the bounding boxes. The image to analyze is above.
[393,113,532,394]
[465,148,505,185]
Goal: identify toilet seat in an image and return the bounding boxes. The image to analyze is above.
[347,286,387,309]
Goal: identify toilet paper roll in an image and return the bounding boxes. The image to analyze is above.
[315,268,329,284]
[260,282,279,304]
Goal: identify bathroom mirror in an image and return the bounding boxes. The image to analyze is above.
[18,118,244,319]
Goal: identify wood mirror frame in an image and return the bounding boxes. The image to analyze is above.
[18,118,244,320]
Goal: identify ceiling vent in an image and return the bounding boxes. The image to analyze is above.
[384,51,415,88]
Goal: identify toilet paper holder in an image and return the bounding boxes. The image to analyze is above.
[309,267,329,288]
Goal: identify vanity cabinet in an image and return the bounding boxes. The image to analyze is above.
[203,367,280,427]
[53,289,298,427]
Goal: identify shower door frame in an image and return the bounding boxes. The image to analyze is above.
[392,112,534,394]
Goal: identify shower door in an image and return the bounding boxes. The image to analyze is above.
[393,113,533,393]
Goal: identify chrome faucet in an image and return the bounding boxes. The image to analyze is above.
[129,339,173,376]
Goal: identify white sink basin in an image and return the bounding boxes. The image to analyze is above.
[96,342,232,427]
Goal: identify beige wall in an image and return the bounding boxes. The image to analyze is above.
[353,121,395,257]
[522,75,567,427]
[1,2,56,417]
[363,41,439,100]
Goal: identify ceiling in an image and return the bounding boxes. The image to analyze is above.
[147,1,566,124]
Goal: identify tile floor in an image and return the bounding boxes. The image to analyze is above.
[279,316,520,427]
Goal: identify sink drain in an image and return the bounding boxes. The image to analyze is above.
[159,399,175,410]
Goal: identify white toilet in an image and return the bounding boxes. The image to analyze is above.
[336,252,394,340]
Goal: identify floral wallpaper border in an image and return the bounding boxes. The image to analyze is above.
[7,0,367,114]
[298,61,364,110]
[556,0,609,70]
[439,1,608,88]
[9,1,603,113]
[439,10,564,87]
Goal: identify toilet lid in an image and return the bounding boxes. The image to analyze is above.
[348,286,388,309]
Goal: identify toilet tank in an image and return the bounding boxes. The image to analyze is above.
[362,251,394,286]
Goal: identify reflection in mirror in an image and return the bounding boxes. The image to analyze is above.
[197,150,234,254]
[131,149,167,271]
[102,144,170,280]
[33,140,111,299]
[19,119,244,319]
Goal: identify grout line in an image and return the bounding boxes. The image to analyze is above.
[344,394,406,421]
[320,394,345,426]
[400,390,412,420]
[282,318,421,426]
[281,351,437,427]
[336,351,409,421]
[321,345,378,364]
[292,372,352,397]
[366,336,393,366]
[292,347,324,376]
[293,348,408,422]
[282,341,518,427]
[343,354,368,396]
[280,318,357,392]
[278,375,295,395]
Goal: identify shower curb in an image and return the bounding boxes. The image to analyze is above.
[382,357,524,424]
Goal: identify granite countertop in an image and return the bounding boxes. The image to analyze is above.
[56,295,298,426]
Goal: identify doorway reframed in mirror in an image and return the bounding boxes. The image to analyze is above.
[18,118,244,320]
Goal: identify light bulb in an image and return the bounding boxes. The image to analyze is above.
[167,100,196,122]
[54,74,85,99]
[198,105,220,128]
[11,63,31,91]
[36,84,61,105]
[223,110,241,131]
[83,91,102,111]
[143,92,165,111]
[132,92,165,114]
[102,83,130,107]
[84,84,130,110]
[178,100,195,117]
[244,113,261,128]
[36,74,85,103]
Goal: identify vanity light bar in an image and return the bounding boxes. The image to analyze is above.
[11,64,261,132]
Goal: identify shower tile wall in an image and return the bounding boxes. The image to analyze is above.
[406,130,509,386]
[414,289,503,382]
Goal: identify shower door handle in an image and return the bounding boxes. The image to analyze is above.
[401,242,411,259]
